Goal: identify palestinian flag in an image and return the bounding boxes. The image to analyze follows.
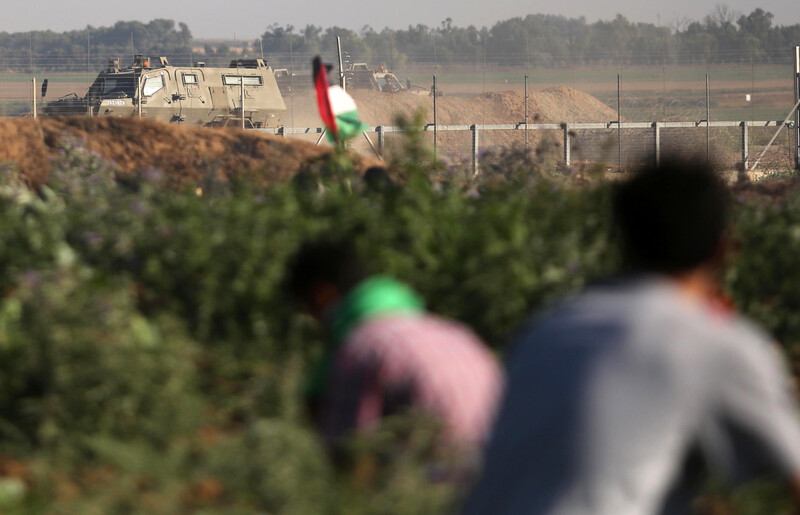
[313,56,369,142]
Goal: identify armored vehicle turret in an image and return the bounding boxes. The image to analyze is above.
[44,55,286,127]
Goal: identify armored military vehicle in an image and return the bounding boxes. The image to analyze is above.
[273,68,318,97]
[345,63,404,92]
[44,55,286,127]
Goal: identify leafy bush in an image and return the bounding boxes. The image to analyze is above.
[728,193,800,369]
[0,133,797,511]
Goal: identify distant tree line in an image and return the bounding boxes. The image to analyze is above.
[0,19,192,71]
[1,8,799,72]
[259,7,800,67]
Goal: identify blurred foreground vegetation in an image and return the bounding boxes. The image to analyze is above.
[0,130,799,513]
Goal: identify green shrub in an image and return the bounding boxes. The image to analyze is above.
[0,133,797,511]
[729,194,800,367]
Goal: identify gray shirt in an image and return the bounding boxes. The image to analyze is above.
[465,276,800,515]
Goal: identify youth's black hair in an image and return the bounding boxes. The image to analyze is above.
[613,156,729,273]
[286,239,367,299]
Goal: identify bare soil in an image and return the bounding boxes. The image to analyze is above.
[3,86,793,199]
[284,87,621,157]
[284,87,619,128]
[0,86,619,187]
[0,117,379,189]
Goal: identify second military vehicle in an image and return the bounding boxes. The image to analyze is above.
[345,63,405,92]
[44,55,286,127]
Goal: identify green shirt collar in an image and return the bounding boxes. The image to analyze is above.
[306,275,424,402]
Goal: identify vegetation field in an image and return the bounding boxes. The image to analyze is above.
[405,63,790,86]
[0,116,799,512]
[403,64,795,121]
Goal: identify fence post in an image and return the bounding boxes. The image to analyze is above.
[563,123,571,167]
[377,125,385,156]
[741,121,749,171]
[617,73,621,172]
[31,78,36,119]
[653,122,660,166]
[433,75,438,165]
[794,46,800,170]
[471,124,479,175]
[705,73,711,164]
[524,74,529,153]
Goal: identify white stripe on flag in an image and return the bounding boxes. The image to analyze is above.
[327,86,359,117]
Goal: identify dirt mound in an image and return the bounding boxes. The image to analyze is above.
[287,86,616,127]
[0,117,378,189]
[482,87,619,124]
[284,86,618,155]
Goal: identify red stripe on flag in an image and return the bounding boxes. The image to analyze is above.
[313,56,338,140]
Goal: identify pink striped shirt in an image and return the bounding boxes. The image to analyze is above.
[321,313,504,448]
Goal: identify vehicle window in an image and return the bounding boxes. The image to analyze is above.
[88,75,137,98]
[103,78,123,94]
[223,75,263,86]
[89,78,104,96]
[99,76,136,98]
[183,73,198,85]
[387,76,402,90]
[142,75,165,96]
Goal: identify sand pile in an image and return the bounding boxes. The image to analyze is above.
[0,117,378,189]
[286,87,617,127]
[283,86,619,154]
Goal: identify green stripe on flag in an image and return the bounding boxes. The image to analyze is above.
[333,110,369,141]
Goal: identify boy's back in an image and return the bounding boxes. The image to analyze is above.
[466,276,800,514]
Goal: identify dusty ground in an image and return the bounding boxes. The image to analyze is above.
[0,86,620,185]
[4,74,789,108]
[1,85,795,193]
[0,116,380,189]
[282,87,621,158]
[283,87,619,129]
[439,78,792,95]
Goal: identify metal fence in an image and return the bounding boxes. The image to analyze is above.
[256,120,796,174]
[2,48,799,172]
[5,47,795,115]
